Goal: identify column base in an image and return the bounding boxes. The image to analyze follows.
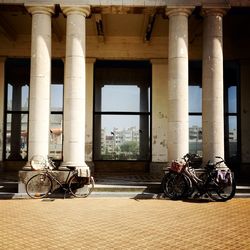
[60,161,94,173]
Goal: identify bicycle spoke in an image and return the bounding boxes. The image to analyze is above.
[207,175,236,202]
[26,174,52,199]
[69,175,94,198]
[164,173,190,200]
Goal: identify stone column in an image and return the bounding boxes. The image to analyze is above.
[26,5,54,161]
[61,6,91,167]
[202,8,226,163]
[166,8,192,161]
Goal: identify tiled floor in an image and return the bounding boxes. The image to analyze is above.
[0,198,249,249]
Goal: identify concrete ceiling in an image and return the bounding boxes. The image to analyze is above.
[0,4,249,43]
[0,4,170,42]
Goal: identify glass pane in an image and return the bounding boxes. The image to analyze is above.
[6,113,28,160]
[189,85,202,113]
[49,114,63,160]
[102,85,139,112]
[189,116,202,156]
[94,115,150,160]
[228,116,237,158]
[95,85,150,112]
[51,84,63,112]
[7,84,13,110]
[228,86,237,113]
[7,83,29,111]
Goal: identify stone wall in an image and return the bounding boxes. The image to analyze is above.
[151,59,168,163]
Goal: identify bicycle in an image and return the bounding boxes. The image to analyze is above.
[26,155,95,199]
[162,154,236,202]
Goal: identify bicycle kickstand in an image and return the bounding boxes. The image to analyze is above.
[63,189,68,199]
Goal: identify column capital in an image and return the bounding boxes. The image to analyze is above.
[165,7,194,17]
[25,5,55,16]
[202,7,229,17]
[61,5,91,17]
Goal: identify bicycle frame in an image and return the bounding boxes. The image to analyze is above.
[45,168,76,190]
[27,156,95,199]
[183,166,211,195]
[182,158,229,198]
[162,153,236,201]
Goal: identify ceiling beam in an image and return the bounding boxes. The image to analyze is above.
[95,13,105,43]
[144,13,156,42]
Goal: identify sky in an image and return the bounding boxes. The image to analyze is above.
[102,85,140,112]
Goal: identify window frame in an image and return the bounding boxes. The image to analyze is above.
[3,59,64,161]
[189,61,203,155]
[93,60,152,162]
[224,61,241,166]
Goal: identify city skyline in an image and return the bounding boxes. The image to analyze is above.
[7,83,237,132]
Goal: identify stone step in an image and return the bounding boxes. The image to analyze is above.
[0,181,18,193]
[0,180,250,198]
[93,183,161,193]
[235,185,250,197]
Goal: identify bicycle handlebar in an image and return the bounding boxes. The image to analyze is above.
[182,154,225,165]
[214,156,225,165]
[215,156,224,160]
[183,153,200,163]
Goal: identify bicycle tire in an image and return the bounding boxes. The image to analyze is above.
[69,175,95,198]
[163,172,190,200]
[207,171,236,202]
[161,172,172,195]
[26,173,52,199]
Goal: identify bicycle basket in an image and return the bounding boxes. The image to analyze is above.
[216,169,233,186]
[170,161,184,173]
[77,166,90,177]
[30,155,46,170]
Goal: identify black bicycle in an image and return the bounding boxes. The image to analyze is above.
[26,156,95,199]
[162,154,236,202]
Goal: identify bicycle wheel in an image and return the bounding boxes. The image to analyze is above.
[161,172,172,195]
[164,172,190,200]
[26,173,52,199]
[69,175,95,198]
[207,171,236,202]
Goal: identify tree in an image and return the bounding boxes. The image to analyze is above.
[120,141,139,154]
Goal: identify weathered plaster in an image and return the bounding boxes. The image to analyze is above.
[151,59,168,162]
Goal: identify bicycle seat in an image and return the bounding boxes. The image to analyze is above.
[206,161,215,170]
